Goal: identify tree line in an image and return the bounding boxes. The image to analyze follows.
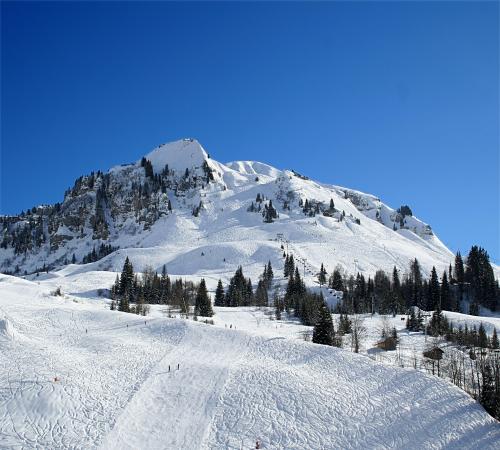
[327,245,498,316]
[110,257,213,317]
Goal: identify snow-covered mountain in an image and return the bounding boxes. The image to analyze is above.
[1,138,458,283]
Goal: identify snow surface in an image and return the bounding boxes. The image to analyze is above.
[144,139,211,175]
[0,317,16,341]
[0,274,498,449]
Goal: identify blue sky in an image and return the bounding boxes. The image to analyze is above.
[1,1,499,262]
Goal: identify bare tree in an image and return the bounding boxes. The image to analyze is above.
[379,315,391,338]
[351,315,367,353]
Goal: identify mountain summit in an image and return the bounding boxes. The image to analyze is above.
[143,138,210,173]
[1,138,458,281]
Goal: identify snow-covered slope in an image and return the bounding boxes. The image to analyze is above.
[0,274,498,449]
[2,137,490,284]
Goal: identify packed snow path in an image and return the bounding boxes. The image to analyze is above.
[0,275,499,449]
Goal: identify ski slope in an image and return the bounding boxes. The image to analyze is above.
[0,274,498,449]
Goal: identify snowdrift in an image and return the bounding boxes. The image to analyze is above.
[0,317,16,340]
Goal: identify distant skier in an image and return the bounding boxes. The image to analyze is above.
[177,363,180,370]
[256,440,260,449]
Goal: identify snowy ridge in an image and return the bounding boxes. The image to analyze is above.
[0,274,498,449]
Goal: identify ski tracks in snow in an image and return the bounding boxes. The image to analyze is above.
[204,337,500,449]
[1,277,499,450]
[101,323,250,450]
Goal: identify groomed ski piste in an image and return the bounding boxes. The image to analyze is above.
[1,273,499,449]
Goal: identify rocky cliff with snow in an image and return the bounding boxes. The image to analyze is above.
[0,138,456,281]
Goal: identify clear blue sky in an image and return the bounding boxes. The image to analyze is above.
[1,2,499,262]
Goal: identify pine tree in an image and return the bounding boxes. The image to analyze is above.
[428,308,445,337]
[480,361,496,416]
[312,302,335,346]
[284,254,295,279]
[265,261,274,287]
[491,328,499,349]
[407,308,424,332]
[135,293,145,316]
[274,293,282,320]
[214,279,225,307]
[112,274,120,298]
[478,323,488,348]
[464,246,497,311]
[119,292,130,313]
[263,200,277,223]
[428,266,440,311]
[284,254,290,278]
[245,278,254,305]
[330,268,344,291]
[391,266,404,313]
[409,258,423,308]
[440,271,451,311]
[455,252,465,283]
[469,301,479,316]
[338,313,352,335]
[318,263,327,287]
[226,266,250,307]
[119,257,134,298]
[255,279,269,307]
[195,279,213,317]
[289,255,295,277]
